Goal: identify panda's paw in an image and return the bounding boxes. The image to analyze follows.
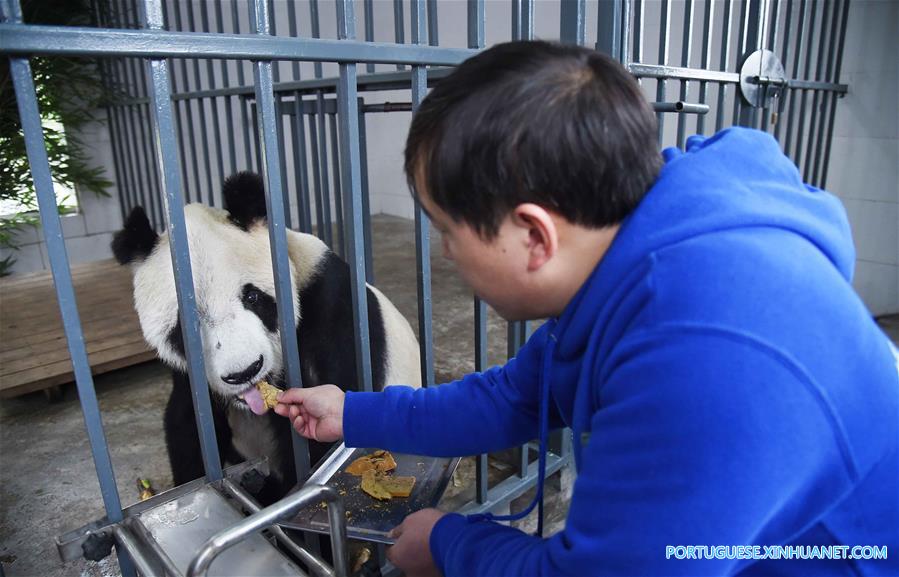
[240,469,267,496]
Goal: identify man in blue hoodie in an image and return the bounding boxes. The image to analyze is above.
[276,41,898,576]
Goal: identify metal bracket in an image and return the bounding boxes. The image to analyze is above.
[740,49,787,109]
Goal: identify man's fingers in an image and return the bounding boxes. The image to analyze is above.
[289,405,301,420]
[276,387,308,405]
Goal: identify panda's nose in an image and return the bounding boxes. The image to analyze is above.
[222,355,264,385]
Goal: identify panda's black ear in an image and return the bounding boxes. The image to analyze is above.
[112,206,158,265]
[223,171,267,230]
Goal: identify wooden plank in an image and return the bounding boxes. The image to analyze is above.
[0,258,155,399]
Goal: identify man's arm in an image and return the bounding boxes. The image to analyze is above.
[343,323,565,456]
[430,329,854,576]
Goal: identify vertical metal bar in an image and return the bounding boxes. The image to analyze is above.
[241,97,254,171]
[135,90,163,230]
[512,0,521,41]
[310,0,323,78]
[172,2,199,202]
[820,0,850,189]
[329,113,345,257]
[596,0,623,60]
[696,0,715,134]
[560,0,586,45]
[773,0,794,143]
[144,0,223,483]
[357,103,374,283]
[715,0,734,131]
[792,0,818,168]
[336,0,374,394]
[394,0,405,71]
[215,0,238,174]
[232,0,247,86]
[8,18,127,552]
[287,0,301,80]
[411,0,435,388]
[201,1,226,200]
[521,0,534,41]
[308,104,325,240]
[316,92,333,246]
[804,0,832,182]
[187,2,214,205]
[112,80,140,219]
[676,0,695,148]
[760,0,781,133]
[251,0,311,480]
[474,297,489,503]
[293,93,313,234]
[427,0,439,45]
[655,0,671,143]
[633,0,644,65]
[783,0,808,159]
[620,0,631,64]
[364,0,375,73]
[467,0,485,49]
[268,0,280,84]
[276,97,292,229]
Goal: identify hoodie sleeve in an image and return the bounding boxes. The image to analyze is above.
[343,324,564,456]
[430,328,854,576]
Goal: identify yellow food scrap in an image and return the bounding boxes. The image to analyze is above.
[345,450,397,476]
[256,380,280,410]
[137,478,155,501]
[360,470,416,500]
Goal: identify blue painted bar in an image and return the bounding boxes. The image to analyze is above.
[357,103,374,283]
[250,0,311,479]
[0,23,477,65]
[393,0,405,71]
[310,0,323,78]
[276,97,293,229]
[307,101,326,241]
[329,112,345,257]
[9,41,126,534]
[316,91,333,247]
[293,92,313,234]
[286,0,301,80]
[364,0,375,73]
[467,0,485,49]
[411,0,435,389]
[143,0,223,483]
[336,0,374,394]
[427,0,439,45]
[560,0,585,45]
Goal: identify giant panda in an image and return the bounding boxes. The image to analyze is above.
[111,171,421,504]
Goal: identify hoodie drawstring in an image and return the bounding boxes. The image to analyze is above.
[467,326,557,537]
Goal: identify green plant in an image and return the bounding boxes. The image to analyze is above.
[0,0,113,276]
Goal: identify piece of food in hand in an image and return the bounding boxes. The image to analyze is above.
[345,450,397,476]
[360,469,416,500]
[239,380,280,415]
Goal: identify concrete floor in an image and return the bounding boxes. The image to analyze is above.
[1,214,897,576]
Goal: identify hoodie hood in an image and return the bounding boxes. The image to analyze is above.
[555,127,854,358]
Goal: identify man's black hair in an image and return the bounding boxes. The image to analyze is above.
[405,40,662,239]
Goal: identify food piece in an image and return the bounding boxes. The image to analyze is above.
[352,547,372,574]
[256,380,280,410]
[360,469,416,500]
[345,450,397,476]
[360,470,392,500]
[137,478,155,501]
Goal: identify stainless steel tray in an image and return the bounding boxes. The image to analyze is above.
[281,443,460,544]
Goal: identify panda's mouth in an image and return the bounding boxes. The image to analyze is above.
[235,377,281,415]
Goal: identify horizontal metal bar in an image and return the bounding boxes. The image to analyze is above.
[0,24,476,65]
[786,78,848,93]
[629,62,740,83]
[653,101,710,114]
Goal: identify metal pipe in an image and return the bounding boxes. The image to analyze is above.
[807,0,836,184]
[474,296,488,503]
[783,0,809,160]
[792,0,818,170]
[310,0,323,78]
[819,0,850,189]
[653,101,710,114]
[221,479,334,577]
[696,0,715,134]
[143,0,223,482]
[357,103,374,283]
[188,1,215,204]
[186,484,348,577]
[411,0,435,389]
[364,0,375,73]
[316,91,333,246]
[715,0,734,132]
[111,526,157,577]
[676,0,695,148]
[774,0,795,142]
[655,0,671,144]
[308,102,325,240]
[394,0,405,71]
[276,97,293,229]
[292,92,313,234]
[468,0,485,49]
[560,0,585,45]
[633,0,644,65]
[329,113,345,257]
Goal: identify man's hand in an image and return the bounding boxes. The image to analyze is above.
[274,384,345,442]
[386,508,446,577]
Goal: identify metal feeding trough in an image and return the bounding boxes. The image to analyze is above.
[55,449,460,577]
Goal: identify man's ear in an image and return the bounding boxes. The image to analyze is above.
[511,203,558,272]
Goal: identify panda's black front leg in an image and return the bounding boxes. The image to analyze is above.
[164,370,234,486]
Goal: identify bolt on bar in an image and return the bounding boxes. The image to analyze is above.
[337,0,375,394]
[249,0,311,479]
[5,7,132,577]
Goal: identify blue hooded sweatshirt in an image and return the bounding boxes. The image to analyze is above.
[343,128,899,576]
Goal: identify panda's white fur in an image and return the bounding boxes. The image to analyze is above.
[114,173,420,501]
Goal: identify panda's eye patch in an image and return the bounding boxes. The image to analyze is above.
[241,284,277,332]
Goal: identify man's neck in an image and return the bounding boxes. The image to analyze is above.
[548,223,620,317]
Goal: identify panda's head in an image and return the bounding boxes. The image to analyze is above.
[112,172,320,411]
